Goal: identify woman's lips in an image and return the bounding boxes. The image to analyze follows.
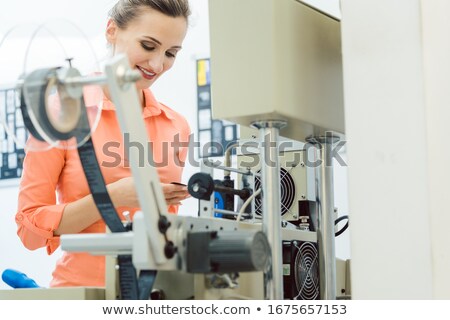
[137,66,156,80]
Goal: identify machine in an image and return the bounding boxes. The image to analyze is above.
[208,0,345,300]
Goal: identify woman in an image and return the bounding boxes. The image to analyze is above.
[15,0,192,287]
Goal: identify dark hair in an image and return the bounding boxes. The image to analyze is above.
[109,0,191,29]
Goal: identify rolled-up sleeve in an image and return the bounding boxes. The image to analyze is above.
[16,145,67,254]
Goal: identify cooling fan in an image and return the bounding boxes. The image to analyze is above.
[254,167,296,216]
[283,240,319,300]
[238,149,314,221]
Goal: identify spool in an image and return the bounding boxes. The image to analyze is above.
[0,20,103,152]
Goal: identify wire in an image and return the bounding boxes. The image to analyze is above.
[236,189,262,222]
[335,215,349,237]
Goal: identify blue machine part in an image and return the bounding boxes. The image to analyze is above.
[2,269,40,289]
[214,191,224,217]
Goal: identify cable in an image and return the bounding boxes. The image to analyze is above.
[236,188,261,222]
[335,215,349,237]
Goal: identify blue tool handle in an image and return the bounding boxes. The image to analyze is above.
[2,269,40,288]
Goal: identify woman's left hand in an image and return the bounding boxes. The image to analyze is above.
[161,183,190,206]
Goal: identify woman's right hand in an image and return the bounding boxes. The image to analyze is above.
[161,183,190,206]
[107,177,190,208]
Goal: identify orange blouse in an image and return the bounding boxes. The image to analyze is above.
[15,88,190,287]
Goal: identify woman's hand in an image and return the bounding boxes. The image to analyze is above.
[161,183,190,206]
[107,177,140,208]
[108,177,190,207]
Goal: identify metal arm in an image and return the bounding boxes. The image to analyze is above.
[103,55,169,265]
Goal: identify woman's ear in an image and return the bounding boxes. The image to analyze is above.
[105,19,118,44]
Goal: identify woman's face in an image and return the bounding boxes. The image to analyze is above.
[106,8,188,89]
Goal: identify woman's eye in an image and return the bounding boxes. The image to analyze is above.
[141,42,155,51]
[166,51,176,58]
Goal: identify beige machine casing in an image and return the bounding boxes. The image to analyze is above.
[209,0,344,141]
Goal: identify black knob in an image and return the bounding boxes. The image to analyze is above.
[158,216,171,234]
[164,241,177,259]
[150,289,166,300]
[188,172,214,200]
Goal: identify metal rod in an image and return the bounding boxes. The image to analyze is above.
[62,74,108,86]
[213,208,253,219]
[224,142,240,177]
[308,133,339,300]
[17,69,141,89]
[16,74,107,88]
[251,120,286,300]
[212,208,240,215]
[202,159,257,176]
[213,184,251,199]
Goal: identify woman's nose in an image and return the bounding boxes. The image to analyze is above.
[148,54,164,74]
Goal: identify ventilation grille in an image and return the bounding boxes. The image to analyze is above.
[293,241,319,300]
[254,167,296,215]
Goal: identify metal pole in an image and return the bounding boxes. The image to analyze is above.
[308,132,339,300]
[251,120,286,300]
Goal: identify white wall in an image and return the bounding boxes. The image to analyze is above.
[341,0,450,298]
[302,0,341,19]
[421,0,450,298]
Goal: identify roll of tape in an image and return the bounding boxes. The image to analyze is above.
[23,67,81,141]
[19,87,45,142]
